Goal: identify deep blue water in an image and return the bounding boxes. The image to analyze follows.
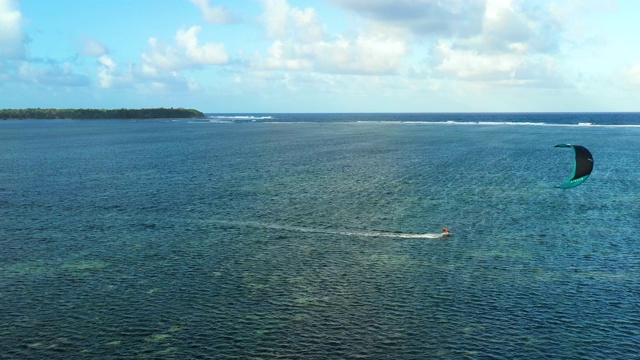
[1,114,639,359]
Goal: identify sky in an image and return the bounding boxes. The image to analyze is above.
[1,0,640,113]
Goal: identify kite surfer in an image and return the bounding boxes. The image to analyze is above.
[442,227,452,237]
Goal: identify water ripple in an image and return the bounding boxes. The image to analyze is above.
[1,120,639,358]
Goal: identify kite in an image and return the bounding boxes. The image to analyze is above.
[554,144,593,189]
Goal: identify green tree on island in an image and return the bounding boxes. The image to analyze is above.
[0,108,205,120]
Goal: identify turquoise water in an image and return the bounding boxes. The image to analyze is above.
[1,116,639,358]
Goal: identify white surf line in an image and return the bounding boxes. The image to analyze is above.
[210,219,444,239]
[187,118,640,128]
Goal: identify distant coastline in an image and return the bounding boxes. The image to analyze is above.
[0,108,204,120]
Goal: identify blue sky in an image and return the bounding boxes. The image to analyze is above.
[1,0,640,112]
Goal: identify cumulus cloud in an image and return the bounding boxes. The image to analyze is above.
[478,0,561,54]
[261,34,408,75]
[191,0,233,24]
[435,42,521,81]
[330,0,485,37]
[428,0,567,87]
[97,55,119,88]
[96,26,228,92]
[262,40,311,71]
[260,0,326,42]
[98,54,204,93]
[289,7,326,43]
[434,41,567,88]
[313,32,409,75]
[176,26,228,64]
[325,0,567,87]
[480,0,532,52]
[0,0,27,59]
[257,0,408,75]
[141,26,229,76]
[261,0,290,39]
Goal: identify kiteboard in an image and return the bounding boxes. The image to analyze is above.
[442,232,453,237]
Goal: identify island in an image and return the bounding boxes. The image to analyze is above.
[0,108,205,120]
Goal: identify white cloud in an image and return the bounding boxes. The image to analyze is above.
[257,1,408,75]
[190,0,233,24]
[326,0,568,89]
[262,40,312,70]
[0,0,26,59]
[288,7,325,43]
[261,0,292,39]
[435,42,521,81]
[98,53,204,93]
[141,26,228,76]
[141,38,176,76]
[434,41,569,88]
[96,26,225,93]
[312,31,409,75]
[98,55,118,88]
[427,0,569,88]
[447,0,562,57]
[481,0,532,52]
[258,34,409,75]
[261,0,326,42]
[81,37,109,57]
[176,26,228,64]
[481,0,561,54]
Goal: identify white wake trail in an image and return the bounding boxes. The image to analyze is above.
[210,220,446,239]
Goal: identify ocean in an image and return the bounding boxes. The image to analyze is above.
[1,113,639,359]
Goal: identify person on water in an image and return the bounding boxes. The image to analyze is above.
[442,226,450,235]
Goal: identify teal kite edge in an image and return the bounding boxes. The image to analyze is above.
[558,175,589,189]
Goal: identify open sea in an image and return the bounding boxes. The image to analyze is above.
[1,113,639,359]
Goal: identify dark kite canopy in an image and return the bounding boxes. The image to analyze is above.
[554,144,594,189]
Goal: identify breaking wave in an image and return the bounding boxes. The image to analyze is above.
[192,113,640,127]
